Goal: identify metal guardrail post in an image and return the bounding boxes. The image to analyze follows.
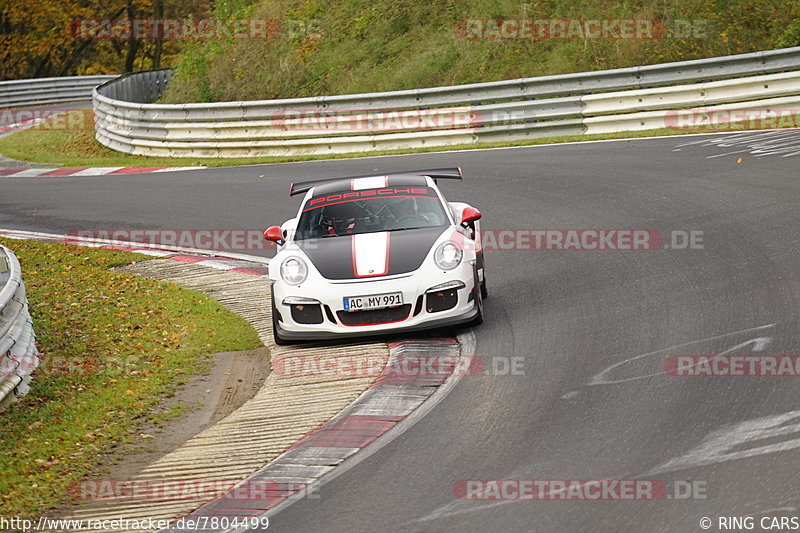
[85,46,800,158]
[0,75,118,109]
[0,245,40,411]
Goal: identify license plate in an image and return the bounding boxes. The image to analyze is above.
[343,292,403,311]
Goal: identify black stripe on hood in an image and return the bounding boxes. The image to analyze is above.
[297,226,445,280]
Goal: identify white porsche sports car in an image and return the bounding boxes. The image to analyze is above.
[263,167,486,344]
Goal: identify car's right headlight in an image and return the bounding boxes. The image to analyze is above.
[434,241,463,270]
[280,257,308,285]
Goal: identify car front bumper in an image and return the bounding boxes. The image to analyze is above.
[272,263,479,341]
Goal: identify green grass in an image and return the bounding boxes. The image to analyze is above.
[0,115,226,168]
[150,402,199,424]
[0,107,774,169]
[0,239,262,517]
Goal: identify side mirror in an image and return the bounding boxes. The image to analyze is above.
[460,207,482,226]
[263,226,285,245]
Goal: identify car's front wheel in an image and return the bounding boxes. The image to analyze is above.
[469,266,484,327]
[271,293,290,346]
[478,252,488,299]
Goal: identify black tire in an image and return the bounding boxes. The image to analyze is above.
[478,252,488,299]
[271,294,290,346]
[469,266,484,327]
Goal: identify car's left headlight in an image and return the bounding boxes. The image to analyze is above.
[280,257,308,285]
[434,241,463,270]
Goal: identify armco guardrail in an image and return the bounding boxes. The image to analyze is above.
[0,75,117,109]
[0,245,39,411]
[92,47,800,158]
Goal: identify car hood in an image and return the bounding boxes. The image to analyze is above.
[295,226,447,280]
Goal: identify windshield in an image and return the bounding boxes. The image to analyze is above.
[294,187,448,240]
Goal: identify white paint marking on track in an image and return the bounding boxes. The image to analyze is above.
[151,167,206,173]
[675,129,800,159]
[585,324,775,387]
[210,129,787,171]
[649,409,800,475]
[130,249,174,257]
[0,167,207,178]
[401,480,518,525]
[69,167,125,176]
[8,168,52,177]
[195,259,237,271]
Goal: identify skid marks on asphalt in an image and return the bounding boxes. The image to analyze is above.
[673,129,800,159]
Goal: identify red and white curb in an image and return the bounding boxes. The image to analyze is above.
[162,335,472,531]
[0,227,471,531]
[0,229,269,276]
[0,166,205,178]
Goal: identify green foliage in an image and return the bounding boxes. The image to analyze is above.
[169,41,224,102]
[0,0,212,80]
[213,0,253,18]
[159,0,800,103]
[777,18,800,48]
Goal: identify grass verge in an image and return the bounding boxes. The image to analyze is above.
[0,108,766,169]
[0,238,262,517]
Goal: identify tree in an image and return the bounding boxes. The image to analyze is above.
[0,0,211,80]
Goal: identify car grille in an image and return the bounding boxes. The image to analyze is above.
[337,305,412,326]
[426,288,459,313]
[290,303,324,324]
[413,295,424,316]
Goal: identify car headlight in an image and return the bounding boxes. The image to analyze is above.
[434,241,463,270]
[280,257,308,285]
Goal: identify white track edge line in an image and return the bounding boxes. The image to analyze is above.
[0,228,271,265]
[210,128,800,170]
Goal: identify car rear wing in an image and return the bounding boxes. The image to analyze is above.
[289,167,463,196]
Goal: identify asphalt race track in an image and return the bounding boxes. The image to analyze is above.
[4,131,800,531]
